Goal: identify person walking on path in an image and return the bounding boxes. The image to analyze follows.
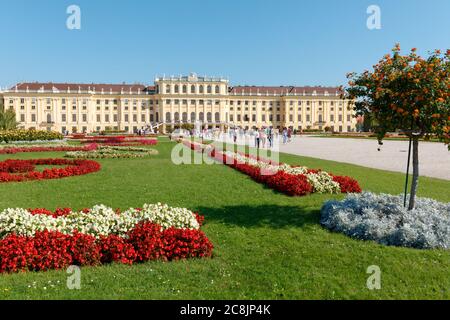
[260,128,267,148]
[282,128,288,144]
[267,127,273,148]
[255,129,261,149]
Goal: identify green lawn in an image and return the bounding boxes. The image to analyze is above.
[0,137,448,300]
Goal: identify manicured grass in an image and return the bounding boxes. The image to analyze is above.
[0,137,448,300]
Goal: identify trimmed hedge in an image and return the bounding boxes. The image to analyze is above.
[0,129,63,143]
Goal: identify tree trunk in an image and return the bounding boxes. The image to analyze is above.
[408,137,419,211]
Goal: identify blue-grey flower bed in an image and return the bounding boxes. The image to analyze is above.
[321,192,450,249]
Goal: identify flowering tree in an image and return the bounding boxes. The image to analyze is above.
[342,44,450,210]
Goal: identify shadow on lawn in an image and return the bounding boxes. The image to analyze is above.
[197,204,320,229]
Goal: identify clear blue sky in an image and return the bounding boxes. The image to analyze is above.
[1,0,449,88]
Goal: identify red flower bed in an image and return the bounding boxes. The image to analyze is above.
[331,175,362,193]
[184,140,361,196]
[0,213,213,273]
[0,144,98,155]
[78,136,158,146]
[0,158,101,183]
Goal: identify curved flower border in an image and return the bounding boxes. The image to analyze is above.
[65,146,159,159]
[0,143,97,155]
[0,204,213,273]
[0,158,101,183]
[79,136,158,147]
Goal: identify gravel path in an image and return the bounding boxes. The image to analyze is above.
[279,136,450,180]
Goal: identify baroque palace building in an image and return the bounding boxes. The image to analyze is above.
[0,73,356,134]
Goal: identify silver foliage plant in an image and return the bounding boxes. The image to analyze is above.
[320,192,450,249]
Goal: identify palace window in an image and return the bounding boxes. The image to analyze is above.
[191,85,196,94]
[207,85,212,94]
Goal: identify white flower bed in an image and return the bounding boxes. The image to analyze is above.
[0,140,67,146]
[0,203,200,239]
[65,146,158,159]
[321,192,450,249]
[222,150,340,194]
[0,141,70,149]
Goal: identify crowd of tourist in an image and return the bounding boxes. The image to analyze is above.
[179,127,294,149]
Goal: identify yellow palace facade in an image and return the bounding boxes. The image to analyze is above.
[0,73,357,134]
